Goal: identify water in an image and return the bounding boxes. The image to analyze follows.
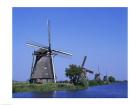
[13,82,128,98]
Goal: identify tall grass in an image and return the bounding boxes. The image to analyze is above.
[12,82,85,93]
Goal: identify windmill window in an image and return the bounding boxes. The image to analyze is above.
[44,67,47,70]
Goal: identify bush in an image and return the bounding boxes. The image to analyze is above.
[108,76,116,83]
[88,80,107,86]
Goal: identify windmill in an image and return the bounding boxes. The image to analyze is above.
[103,71,108,83]
[26,20,72,84]
[94,65,101,82]
[80,56,94,80]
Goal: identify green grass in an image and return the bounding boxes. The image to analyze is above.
[12,82,86,93]
[88,80,109,86]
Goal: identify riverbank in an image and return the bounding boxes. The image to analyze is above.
[13,82,86,93]
[13,82,128,98]
[13,80,118,93]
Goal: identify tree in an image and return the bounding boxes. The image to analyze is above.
[65,64,83,85]
[108,76,116,83]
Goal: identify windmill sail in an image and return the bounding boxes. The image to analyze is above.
[85,69,94,74]
[80,56,93,80]
[81,56,87,68]
[26,42,49,50]
[52,49,72,56]
[47,20,51,48]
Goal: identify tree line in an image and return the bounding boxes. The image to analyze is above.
[65,64,116,87]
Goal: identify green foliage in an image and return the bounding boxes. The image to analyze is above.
[79,77,88,88]
[65,64,83,85]
[88,80,108,86]
[89,80,99,86]
[108,76,116,83]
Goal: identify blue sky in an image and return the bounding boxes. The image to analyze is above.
[13,7,127,81]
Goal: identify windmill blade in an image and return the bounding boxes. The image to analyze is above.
[106,71,108,76]
[47,20,51,48]
[98,64,100,73]
[26,42,49,50]
[81,56,87,68]
[85,69,94,74]
[52,49,72,56]
[96,65,104,76]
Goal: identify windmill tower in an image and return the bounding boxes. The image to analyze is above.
[80,56,94,80]
[26,20,72,84]
[103,71,108,83]
[94,65,101,82]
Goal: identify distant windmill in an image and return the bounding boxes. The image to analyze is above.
[26,20,72,84]
[103,71,108,82]
[80,56,94,80]
[94,65,101,82]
